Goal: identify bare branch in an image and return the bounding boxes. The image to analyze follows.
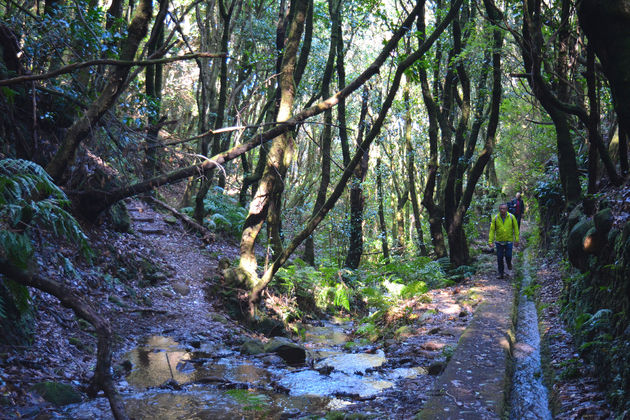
[0,52,226,86]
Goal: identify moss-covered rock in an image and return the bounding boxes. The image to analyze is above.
[263,337,306,365]
[108,201,131,232]
[593,208,613,235]
[31,382,82,406]
[240,338,265,355]
[567,218,594,271]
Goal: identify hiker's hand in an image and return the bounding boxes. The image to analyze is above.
[515,241,520,247]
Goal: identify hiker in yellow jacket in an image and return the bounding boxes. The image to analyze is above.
[488,203,520,279]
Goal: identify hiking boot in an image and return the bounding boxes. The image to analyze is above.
[498,273,504,279]
[507,261,513,270]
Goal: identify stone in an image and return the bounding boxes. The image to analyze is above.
[567,204,584,233]
[172,281,191,296]
[428,361,446,375]
[31,382,82,406]
[164,215,178,224]
[240,338,265,355]
[264,337,307,365]
[394,325,415,339]
[108,201,130,232]
[421,341,445,351]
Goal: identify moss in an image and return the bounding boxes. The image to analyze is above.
[31,382,81,406]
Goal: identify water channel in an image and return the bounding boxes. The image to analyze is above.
[509,248,553,419]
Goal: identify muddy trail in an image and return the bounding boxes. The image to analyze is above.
[0,200,613,419]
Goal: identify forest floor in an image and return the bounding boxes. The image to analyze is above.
[0,198,615,419]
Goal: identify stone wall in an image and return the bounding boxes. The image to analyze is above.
[563,203,630,413]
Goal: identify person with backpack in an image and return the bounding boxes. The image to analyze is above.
[488,203,520,279]
[508,192,525,228]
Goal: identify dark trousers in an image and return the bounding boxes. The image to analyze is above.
[495,242,513,275]
[516,214,522,228]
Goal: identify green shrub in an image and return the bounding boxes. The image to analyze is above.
[0,159,91,321]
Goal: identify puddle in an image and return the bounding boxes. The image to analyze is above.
[279,370,394,398]
[315,350,386,374]
[66,319,428,418]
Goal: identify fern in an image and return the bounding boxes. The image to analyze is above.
[0,159,92,318]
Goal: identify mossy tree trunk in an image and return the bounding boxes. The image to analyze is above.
[238,0,308,281]
[344,86,370,269]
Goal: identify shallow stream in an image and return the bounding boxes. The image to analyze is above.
[64,320,428,419]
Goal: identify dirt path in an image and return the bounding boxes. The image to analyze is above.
[0,206,617,419]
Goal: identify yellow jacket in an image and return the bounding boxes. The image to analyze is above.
[489,213,519,244]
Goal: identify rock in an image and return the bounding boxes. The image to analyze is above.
[108,201,131,232]
[172,281,191,296]
[458,310,468,318]
[210,312,230,324]
[161,290,174,298]
[428,327,441,335]
[264,337,307,365]
[594,208,613,235]
[567,204,584,232]
[395,325,415,339]
[164,215,178,224]
[259,354,285,366]
[421,341,445,351]
[583,227,604,255]
[31,382,82,406]
[240,338,265,355]
[428,361,446,375]
[252,316,286,337]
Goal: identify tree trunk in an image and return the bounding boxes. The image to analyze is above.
[144,0,168,183]
[620,126,629,175]
[45,0,153,183]
[304,0,338,265]
[344,86,370,269]
[376,158,390,261]
[522,0,581,204]
[578,0,630,141]
[447,0,504,268]
[404,86,427,256]
[238,0,308,281]
[194,0,238,222]
[417,5,446,258]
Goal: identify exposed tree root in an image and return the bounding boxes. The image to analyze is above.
[0,259,129,420]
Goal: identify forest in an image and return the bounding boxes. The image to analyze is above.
[1,0,629,417]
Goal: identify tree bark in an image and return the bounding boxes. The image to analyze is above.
[238,0,308,280]
[578,0,630,141]
[344,86,370,269]
[376,158,390,261]
[404,86,427,256]
[304,0,339,265]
